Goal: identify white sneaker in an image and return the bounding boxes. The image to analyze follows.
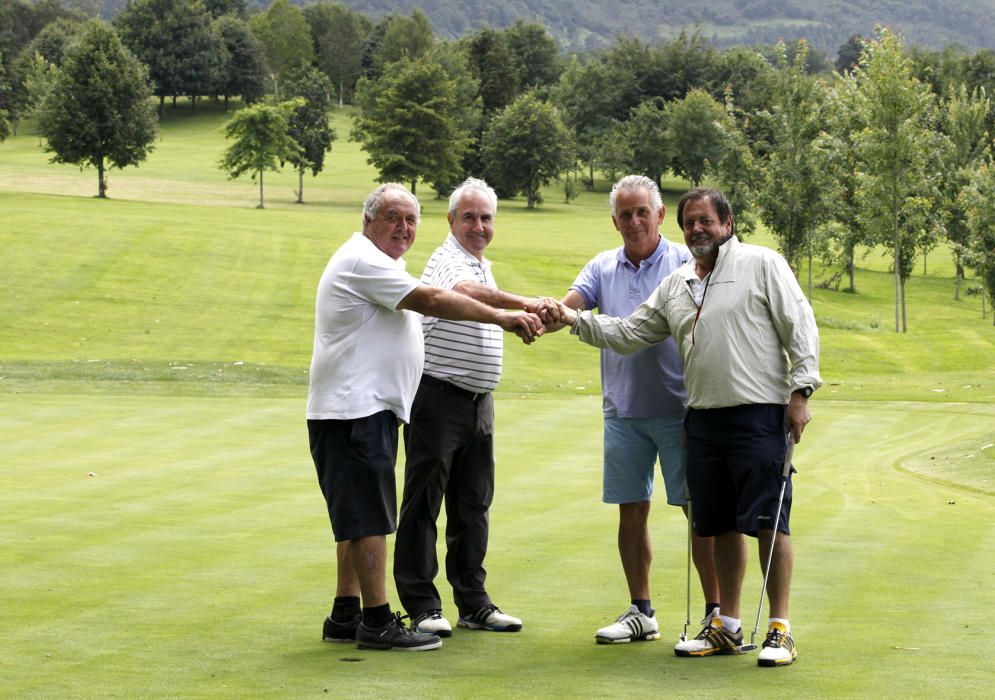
[757,622,796,667]
[674,615,744,656]
[412,610,452,638]
[595,605,660,644]
[457,604,522,632]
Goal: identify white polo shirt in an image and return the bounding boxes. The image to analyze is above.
[307,233,424,422]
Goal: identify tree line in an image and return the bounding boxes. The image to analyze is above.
[0,1,993,329]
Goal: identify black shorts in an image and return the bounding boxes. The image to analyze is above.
[308,411,400,542]
[684,404,793,538]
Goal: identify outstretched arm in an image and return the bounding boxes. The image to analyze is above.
[397,285,544,344]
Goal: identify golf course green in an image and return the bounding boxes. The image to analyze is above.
[2,103,992,698]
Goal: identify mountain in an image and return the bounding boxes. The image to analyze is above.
[324,0,995,56]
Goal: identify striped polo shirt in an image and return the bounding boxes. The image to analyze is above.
[420,233,503,394]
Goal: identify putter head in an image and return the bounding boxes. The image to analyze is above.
[737,642,758,652]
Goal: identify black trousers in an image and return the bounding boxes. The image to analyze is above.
[394,377,495,617]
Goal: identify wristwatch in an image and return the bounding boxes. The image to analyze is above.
[792,386,814,399]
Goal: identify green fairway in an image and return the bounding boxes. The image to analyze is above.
[1,102,993,697]
[1,395,992,698]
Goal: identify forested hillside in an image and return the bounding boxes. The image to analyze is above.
[307,0,995,54]
[82,0,995,54]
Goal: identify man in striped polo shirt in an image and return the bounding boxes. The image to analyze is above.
[394,178,557,638]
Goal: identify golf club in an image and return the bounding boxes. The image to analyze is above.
[741,431,795,652]
[679,495,692,642]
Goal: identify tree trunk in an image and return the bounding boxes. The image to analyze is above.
[339,80,344,107]
[224,94,229,112]
[191,95,196,113]
[846,246,856,293]
[97,158,107,199]
[807,249,813,302]
[159,94,165,117]
[893,217,900,333]
[257,170,264,209]
[900,275,907,333]
[297,168,304,204]
[954,258,964,300]
[410,179,416,196]
[588,162,594,190]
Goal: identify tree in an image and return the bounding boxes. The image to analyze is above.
[213,13,266,110]
[751,42,835,296]
[835,34,865,75]
[554,56,618,188]
[464,28,518,117]
[626,98,670,187]
[284,64,336,204]
[960,162,995,324]
[352,55,470,195]
[503,19,561,92]
[304,0,371,106]
[665,88,733,187]
[115,0,224,113]
[248,0,315,97]
[481,92,573,209]
[847,27,945,333]
[219,100,301,209]
[373,9,434,72]
[937,84,991,300]
[37,21,157,198]
[0,53,11,141]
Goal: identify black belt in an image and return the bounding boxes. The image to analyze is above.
[421,374,489,402]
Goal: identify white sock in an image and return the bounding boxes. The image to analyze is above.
[768,617,790,633]
[719,614,740,632]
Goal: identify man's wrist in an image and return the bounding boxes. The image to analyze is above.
[792,386,814,399]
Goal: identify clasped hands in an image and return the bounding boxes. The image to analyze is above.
[506,297,577,344]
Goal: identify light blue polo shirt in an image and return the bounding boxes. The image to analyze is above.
[571,235,690,418]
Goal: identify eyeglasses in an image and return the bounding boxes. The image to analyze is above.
[376,211,419,227]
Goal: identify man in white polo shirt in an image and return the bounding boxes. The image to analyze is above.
[307,183,544,652]
[395,178,557,638]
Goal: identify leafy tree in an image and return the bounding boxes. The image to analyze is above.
[37,20,157,198]
[303,0,371,106]
[937,84,991,300]
[652,29,720,101]
[503,19,561,92]
[463,28,518,117]
[665,88,733,187]
[960,162,995,324]
[481,92,573,209]
[0,53,10,141]
[835,34,865,74]
[203,0,245,17]
[425,40,482,195]
[213,13,266,110]
[115,0,224,113]
[847,27,945,332]
[751,42,835,296]
[219,99,301,209]
[626,98,670,187]
[248,0,314,97]
[352,55,470,195]
[373,9,434,72]
[818,81,868,293]
[554,56,617,188]
[283,64,336,204]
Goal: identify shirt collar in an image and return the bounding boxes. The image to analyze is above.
[444,233,491,270]
[615,235,668,269]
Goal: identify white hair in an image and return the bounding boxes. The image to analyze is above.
[609,175,663,218]
[448,177,498,217]
[362,183,420,228]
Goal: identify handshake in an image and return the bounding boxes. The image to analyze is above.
[501,297,578,345]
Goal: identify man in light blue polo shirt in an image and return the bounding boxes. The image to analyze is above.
[560,175,719,644]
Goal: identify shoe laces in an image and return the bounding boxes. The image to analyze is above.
[763,627,784,649]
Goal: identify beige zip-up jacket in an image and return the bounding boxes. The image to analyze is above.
[572,236,822,410]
